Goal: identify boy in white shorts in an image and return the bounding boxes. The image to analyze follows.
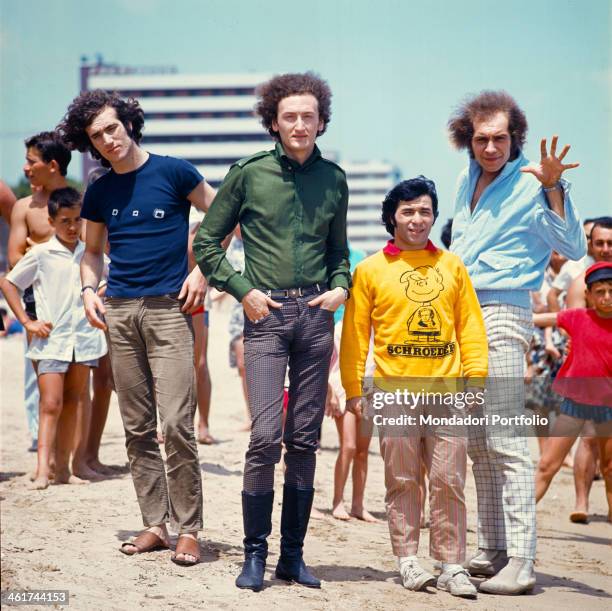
[1,187,107,489]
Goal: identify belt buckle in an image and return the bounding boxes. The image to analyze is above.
[288,288,300,298]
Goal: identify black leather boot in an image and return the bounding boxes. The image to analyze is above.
[235,490,274,592]
[275,485,321,588]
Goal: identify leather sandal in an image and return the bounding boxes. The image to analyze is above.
[171,535,201,566]
[120,531,169,555]
[569,511,588,524]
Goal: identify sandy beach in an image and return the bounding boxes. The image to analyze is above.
[1,299,610,610]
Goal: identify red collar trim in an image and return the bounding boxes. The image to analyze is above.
[383,239,438,255]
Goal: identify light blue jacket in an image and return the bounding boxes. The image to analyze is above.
[450,153,586,309]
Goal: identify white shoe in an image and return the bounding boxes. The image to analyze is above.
[464,549,508,576]
[399,560,436,591]
[479,557,536,595]
[437,568,477,598]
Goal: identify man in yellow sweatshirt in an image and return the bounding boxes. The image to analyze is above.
[340,176,488,599]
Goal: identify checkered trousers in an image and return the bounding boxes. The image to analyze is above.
[468,304,537,560]
[242,297,334,493]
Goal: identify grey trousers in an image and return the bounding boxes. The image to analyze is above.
[242,297,334,493]
[105,294,203,532]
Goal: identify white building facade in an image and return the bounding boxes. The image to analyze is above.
[81,61,271,189]
[343,161,400,254]
[81,60,399,254]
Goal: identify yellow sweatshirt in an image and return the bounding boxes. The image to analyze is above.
[340,241,488,399]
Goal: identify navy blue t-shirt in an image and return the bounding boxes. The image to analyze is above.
[81,154,203,297]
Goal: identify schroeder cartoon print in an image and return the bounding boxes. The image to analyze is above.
[388,265,455,358]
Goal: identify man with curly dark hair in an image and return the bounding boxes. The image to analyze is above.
[194,72,350,591]
[447,90,586,594]
[59,90,144,168]
[58,90,217,566]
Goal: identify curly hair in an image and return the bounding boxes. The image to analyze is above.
[25,131,72,176]
[255,72,332,138]
[57,90,144,168]
[447,90,528,161]
[381,176,439,237]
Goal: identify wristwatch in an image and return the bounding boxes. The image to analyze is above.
[342,287,350,300]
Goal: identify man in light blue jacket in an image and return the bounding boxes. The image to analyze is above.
[449,90,586,595]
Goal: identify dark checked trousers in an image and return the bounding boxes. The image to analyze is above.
[242,296,334,493]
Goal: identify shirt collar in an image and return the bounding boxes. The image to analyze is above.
[274,141,321,170]
[383,239,438,255]
[47,235,84,256]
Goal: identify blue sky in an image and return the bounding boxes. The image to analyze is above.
[1,0,610,229]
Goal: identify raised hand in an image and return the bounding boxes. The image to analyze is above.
[520,135,579,187]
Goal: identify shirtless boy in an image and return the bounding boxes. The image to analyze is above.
[8,132,71,452]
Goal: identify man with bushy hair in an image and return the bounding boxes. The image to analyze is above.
[195,72,350,591]
[448,90,586,594]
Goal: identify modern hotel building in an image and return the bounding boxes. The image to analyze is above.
[80,59,397,253]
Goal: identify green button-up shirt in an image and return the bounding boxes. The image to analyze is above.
[193,142,351,301]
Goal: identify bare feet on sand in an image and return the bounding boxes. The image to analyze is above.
[72,463,103,481]
[350,506,381,523]
[29,466,55,482]
[310,506,325,520]
[87,459,119,476]
[29,475,50,490]
[197,428,216,445]
[332,502,351,521]
[53,471,90,485]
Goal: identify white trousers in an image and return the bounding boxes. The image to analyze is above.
[468,304,537,560]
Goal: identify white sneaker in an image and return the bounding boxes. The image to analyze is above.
[437,568,477,598]
[399,560,436,591]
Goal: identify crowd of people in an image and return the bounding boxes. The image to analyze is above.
[0,72,610,600]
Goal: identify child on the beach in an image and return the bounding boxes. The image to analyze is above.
[533,261,612,522]
[1,187,107,490]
